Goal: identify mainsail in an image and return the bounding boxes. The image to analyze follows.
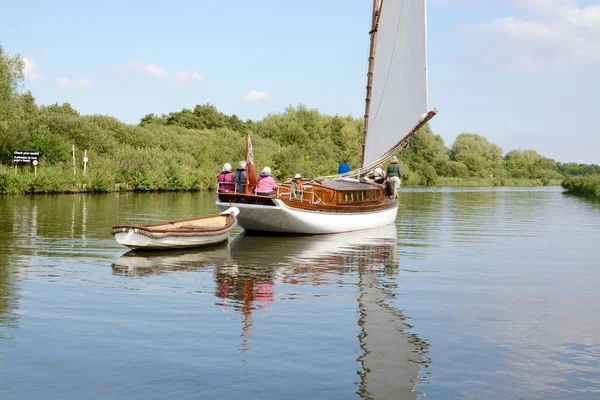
[363,0,429,167]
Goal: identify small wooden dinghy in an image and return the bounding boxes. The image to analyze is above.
[111,207,239,249]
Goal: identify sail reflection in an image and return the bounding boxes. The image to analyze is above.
[229,225,427,399]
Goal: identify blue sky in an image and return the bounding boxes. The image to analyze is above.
[2,0,599,163]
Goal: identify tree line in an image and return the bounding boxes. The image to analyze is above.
[1,44,599,194]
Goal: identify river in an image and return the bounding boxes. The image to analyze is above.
[0,187,598,399]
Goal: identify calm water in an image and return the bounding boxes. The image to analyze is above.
[0,188,599,399]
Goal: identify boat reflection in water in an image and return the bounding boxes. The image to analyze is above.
[228,224,428,399]
[111,242,232,276]
[110,224,428,399]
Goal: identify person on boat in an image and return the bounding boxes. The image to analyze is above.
[373,164,385,184]
[386,156,402,199]
[233,161,247,193]
[256,166,278,196]
[366,164,385,184]
[338,159,351,175]
[217,163,235,192]
[291,173,304,199]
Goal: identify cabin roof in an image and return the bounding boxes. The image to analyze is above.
[318,180,377,191]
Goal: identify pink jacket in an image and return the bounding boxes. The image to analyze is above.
[256,174,278,193]
[217,171,235,192]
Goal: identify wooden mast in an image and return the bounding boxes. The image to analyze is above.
[244,133,250,194]
[360,0,383,168]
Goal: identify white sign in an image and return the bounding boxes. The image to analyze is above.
[32,160,39,166]
[83,157,89,163]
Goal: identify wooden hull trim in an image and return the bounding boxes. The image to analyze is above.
[112,207,239,249]
[215,198,398,234]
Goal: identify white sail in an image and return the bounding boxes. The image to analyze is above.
[363,0,428,167]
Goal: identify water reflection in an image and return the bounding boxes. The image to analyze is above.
[231,227,428,399]
[110,225,428,399]
[5,189,597,398]
[111,244,232,276]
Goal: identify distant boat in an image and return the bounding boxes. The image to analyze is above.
[216,0,436,234]
[111,207,239,249]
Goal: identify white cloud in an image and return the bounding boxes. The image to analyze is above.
[477,0,600,71]
[172,70,204,88]
[23,56,43,80]
[243,89,270,102]
[144,63,167,78]
[174,71,204,82]
[127,61,168,78]
[57,77,93,90]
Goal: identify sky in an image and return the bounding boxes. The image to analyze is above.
[1,0,599,163]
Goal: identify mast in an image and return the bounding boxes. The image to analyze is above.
[361,0,383,168]
[245,133,249,193]
[424,0,429,109]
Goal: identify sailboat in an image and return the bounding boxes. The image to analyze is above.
[216,0,437,234]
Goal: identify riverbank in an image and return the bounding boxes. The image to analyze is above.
[561,175,600,199]
[0,164,563,195]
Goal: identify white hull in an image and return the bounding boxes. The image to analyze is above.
[216,199,397,234]
[114,230,231,249]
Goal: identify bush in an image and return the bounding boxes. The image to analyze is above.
[444,161,469,178]
[562,175,600,198]
[87,168,114,192]
[0,167,22,194]
[27,165,80,193]
[420,163,438,186]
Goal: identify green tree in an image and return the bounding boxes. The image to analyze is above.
[42,102,80,116]
[192,103,227,130]
[451,133,503,175]
[139,113,167,126]
[0,44,23,122]
[226,114,247,133]
[166,108,205,129]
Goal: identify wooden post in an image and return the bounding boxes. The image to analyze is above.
[361,0,382,168]
[72,144,76,175]
[83,150,88,176]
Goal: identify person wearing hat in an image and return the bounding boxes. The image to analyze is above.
[373,163,385,184]
[291,173,304,199]
[256,166,278,196]
[233,161,247,193]
[217,162,235,192]
[386,156,402,199]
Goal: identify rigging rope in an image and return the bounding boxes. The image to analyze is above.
[315,109,437,181]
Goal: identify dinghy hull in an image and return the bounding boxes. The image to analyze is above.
[112,207,239,250]
[114,230,232,249]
